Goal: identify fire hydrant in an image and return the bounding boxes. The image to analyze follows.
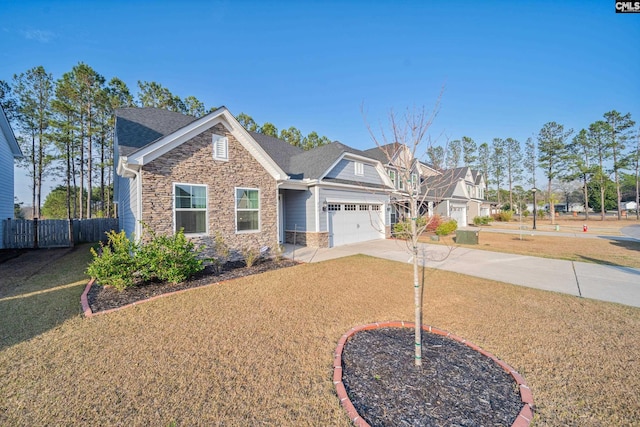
[583,224,588,232]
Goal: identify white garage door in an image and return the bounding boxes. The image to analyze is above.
[450,204,467,226]
[328,203,385,247]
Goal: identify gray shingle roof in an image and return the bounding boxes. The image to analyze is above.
[249,131,303,172]
[115,107,198,157]
[362,143,402,164]
[288,141,375,179]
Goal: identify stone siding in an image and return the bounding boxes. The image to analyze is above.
[285,230,329,248]
[140,124,277,256]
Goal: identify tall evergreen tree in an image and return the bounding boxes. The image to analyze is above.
[603,110,635,220]
[461,136,477,167]
[589,121,611,220]
[477,142,490,193]
[504,137,523,211]
[445,139,461,169]
[490,138,506,204]
[523,137,536,189]
[13,66,54,218]
[537,122,573,224]
[565,129,595,219]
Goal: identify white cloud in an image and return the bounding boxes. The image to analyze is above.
[21,29,55,43]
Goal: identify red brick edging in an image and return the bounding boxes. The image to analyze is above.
[333,321,534,427]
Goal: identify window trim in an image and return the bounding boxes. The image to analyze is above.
[354,161,364,176]
[173,183,208,235]
[212,134,229,161]
[235,187,260,233]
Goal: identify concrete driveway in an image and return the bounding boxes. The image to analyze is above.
[283,239,640,308]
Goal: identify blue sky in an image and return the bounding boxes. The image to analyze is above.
[2,0,639,204]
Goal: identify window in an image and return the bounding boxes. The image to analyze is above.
[328,204,341,211]
[389,170,396,187]
[174,184,207,234]
[344,204,357,211]
[236,188,260,232]
[411,173,418,190]
[213,135,228,160]
[354,161,364,176]
[371,205,381,211]
[359,204,369,211]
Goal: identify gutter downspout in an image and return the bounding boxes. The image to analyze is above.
[120,157,143,241]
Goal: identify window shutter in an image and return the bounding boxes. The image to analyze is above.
[213,135,228,160]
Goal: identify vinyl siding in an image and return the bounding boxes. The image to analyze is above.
[325,159,383,185]
[283,188,316,232]
[117,174,138,239]
[0,129,14,248]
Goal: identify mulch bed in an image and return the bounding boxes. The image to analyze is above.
[86,258,299,313]
[341,328,523,426]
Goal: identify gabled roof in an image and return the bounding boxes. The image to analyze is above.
[249,131,303,172]
[115,107,287,180]
[0,106,22,158]
[116,107,198,157]
[362,143,402,164]
[288,141,378,180]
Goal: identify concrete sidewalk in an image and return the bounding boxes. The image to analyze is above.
[282,239,640,308]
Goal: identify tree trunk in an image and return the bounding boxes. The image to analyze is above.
[548,178,555,225]
[583,176,589,221]
[411,201,422,367]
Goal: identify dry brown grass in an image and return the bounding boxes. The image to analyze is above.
[421,232,640,268]
[1,251,639,426]
[484,215,638,235]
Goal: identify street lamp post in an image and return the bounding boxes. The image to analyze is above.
[532,188,538,230]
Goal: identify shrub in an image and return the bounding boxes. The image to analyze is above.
[213,232,230,261]
[435,219,457,236]
[473,216,492,225]
[424,215,442,233]
[522,210,530,218]
[492,211,514,222]
[86,230,138,291]
[393,216,432,238]
[137,228,204,285]
[242,246,260,267]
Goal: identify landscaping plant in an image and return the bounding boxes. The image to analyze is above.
[86,230,139,291]
[435,219,457,236]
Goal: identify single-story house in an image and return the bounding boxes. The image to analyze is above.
[0,106,22,249]
[114,107,394,254]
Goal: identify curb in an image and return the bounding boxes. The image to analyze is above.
[333,321,534,427]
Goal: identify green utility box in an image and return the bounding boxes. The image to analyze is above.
[456,229,479,245]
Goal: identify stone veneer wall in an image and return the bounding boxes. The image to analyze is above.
[140,124,277,256]
[285,230,329,248]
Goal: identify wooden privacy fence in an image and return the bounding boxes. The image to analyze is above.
[2,218,118,249]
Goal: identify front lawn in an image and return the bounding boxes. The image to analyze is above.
[1,249,639,425]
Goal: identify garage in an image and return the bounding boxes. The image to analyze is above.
[450,203,467,226]
[328,203,385,247]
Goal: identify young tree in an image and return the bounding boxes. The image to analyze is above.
[537,122,573,224]
[365,101,442,367]
[461,136,477,167]
[13,66,55,218]
[504,137,523,211]
[631,129,640,220]
[603,110,635,220]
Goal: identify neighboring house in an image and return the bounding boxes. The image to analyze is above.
[422,167,489,225]
[0,106,23,249]
[114,107,393,253]
[364,143,489,226]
